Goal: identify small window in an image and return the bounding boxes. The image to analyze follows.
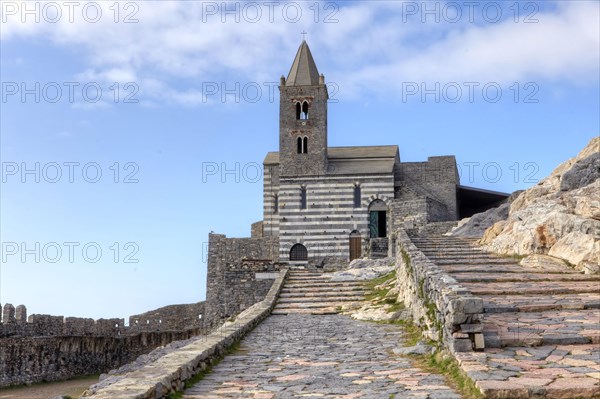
[301,101,309,119]
[303,137,308,154]
[295,102,301,119]
[290,244,308,261]
[297,137,303,154]
[274,194,279,214]
[353,185,361,208]
[300,186,307,209]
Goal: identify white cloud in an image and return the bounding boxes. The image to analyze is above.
[2,1,598,104]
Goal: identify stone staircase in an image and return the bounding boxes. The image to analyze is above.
[411,235,600,398]
[272,270,366,315]
[411,235,600,348]
[370,238,389,259]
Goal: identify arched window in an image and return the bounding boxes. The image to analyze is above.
[295,102,301,119]
[302,137,308,154]
[301,101,309,119]
[290,243,308,261]
[273,194,279,214]
[300,186,307,209]
[297,137,303,154]
[353,184,361,208]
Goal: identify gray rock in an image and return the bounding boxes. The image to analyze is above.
[560,152,600,191]
[393,342,433,356]
[450,203,509,238]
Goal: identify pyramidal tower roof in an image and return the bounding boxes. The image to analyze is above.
[286,40,320,86]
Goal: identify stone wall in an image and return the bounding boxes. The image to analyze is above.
[251,220,264,238]
[395,156,458,219]
[0,302,207,387]
[393,228,484,353]
[204,233,281,330]
[129,302,205,332]
[81,270,288,399]
[418,221,459,237]
[0,328,203,387]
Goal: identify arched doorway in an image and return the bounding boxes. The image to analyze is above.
[289,243,308,261]
[368,199,387,238]
[349,230,362,261]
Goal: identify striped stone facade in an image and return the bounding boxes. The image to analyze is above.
[277,174,394,262]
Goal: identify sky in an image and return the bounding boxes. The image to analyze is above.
[0,0,598,321]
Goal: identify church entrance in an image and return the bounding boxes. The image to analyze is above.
[349,231,361,261]
[368,200,387,238]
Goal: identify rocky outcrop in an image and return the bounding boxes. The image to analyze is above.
[481,137,599,274]
[450,191,523,238]
[329,258,395,281]
[450,203,510,238]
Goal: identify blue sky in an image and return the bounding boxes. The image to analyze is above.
[1,1,598,320]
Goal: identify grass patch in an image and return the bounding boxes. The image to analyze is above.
[388,317,482,399]
[412,352,483,399]
[365,270,396,302]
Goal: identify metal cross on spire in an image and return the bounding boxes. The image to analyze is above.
[300,30,307,41]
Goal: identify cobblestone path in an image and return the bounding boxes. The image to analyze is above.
[183,314,461,398]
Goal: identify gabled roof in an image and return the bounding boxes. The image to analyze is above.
[327,145,399,159]
[263,145,399,175]
[286,40,320,86]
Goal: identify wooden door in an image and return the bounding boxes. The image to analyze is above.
[349,235,362,261]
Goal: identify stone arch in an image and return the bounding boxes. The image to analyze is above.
[364,194,391,209]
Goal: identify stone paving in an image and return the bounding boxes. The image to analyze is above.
[455,345,600,399]
[183,314,461,398]
[412,235,600,398]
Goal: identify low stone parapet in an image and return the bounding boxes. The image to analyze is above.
[81,269,288,399]
[394,228,484,352]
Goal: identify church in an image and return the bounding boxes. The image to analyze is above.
[252,41,507,265]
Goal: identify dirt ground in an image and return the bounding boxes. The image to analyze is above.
[0,376,98,399]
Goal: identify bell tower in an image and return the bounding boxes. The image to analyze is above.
[279,40,328,176]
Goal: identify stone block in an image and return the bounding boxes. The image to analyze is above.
[460,323,483,333]
[450,338,473,352]
[474,333,485,350]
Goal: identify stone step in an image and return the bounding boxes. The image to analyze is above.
[274,301,362,310]
[432,258,520,265]
[271,308,340,315]
[422,252,495,258]
[413,245,482,251]
[422,250,496,262]
[483,293,600,313]
[453,272,598,283]
[277,295,364,304]
[279,290,366,298]
[440,264,580,274]
[463,281,600,296]
[288,272,326,276]
[286,276,333,282]
[283,282,365,289]
[483,308,600,347]
[411,238,479,246]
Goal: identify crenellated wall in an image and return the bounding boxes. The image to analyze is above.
[0,329,202,387]
[0,302,206,387]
